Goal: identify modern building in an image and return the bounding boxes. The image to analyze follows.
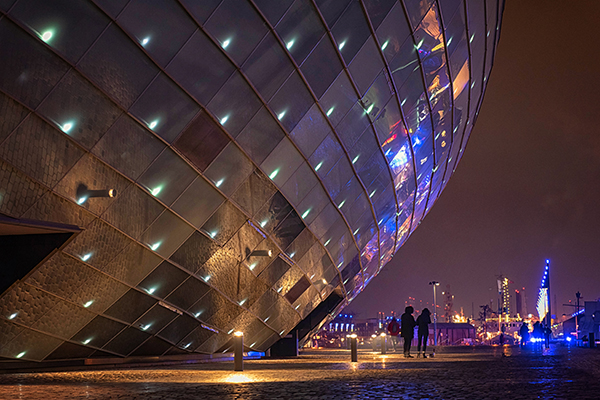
[0,0,504,363]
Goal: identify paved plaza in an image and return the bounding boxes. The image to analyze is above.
[0,345,599,399]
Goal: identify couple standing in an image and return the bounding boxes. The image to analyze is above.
[388,307,431,358]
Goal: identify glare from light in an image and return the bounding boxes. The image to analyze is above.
[353,228,359,235]
[81,253,92,262]
[369,190,376,198]
[289,252,296,258]
[269,169,279,180]
[326,107,334,117]
[210,231,218,238]
[83,300,94,308]
[260,220,268,228]
[338,40,346,50]
[301,209,310,219]
[195,311,203,318]
[215,179,224,187]
[249,263,257,270]
[224,373,253,383]
[83,338,92,345]
[234,331,243,337]
[381,40,389,50]
[277,111,286,120]
[61,122,73,133]
[315,161,323,171]
[338,200,346,208]
[8,313,17,320]
[141,323,152,331]
[324,238,331,246]
[150,241,161,251]
[286,39,295,50]
[222,38,231,49]
[149,120,158,129]
[204,275,211,282]
[141,37,150,46]
[470,34,475,43]
[380,332,386,337]
[16,352,26,359]
[239,299,247,306]
[366,104,374,114]
[151,186,162,196]
[352,155,359,164]
[447,37,453,46]
[41,30,53,42]
[77,196,88,205]
[147,287,156,294]
[220,115,229,125]
[322,279,327,284]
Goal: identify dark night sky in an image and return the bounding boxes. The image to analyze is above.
[350,1,600,320]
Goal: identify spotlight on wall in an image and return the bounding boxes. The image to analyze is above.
[76,183,117,204]
[249,249,273,257]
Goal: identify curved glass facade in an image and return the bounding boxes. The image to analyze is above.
[0,0,503,361]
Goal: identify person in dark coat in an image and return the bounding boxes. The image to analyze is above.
[416,308,431,358]
[519,322,529,348]
[400,306,416,358]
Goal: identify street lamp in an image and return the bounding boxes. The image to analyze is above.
[429,281,440,346]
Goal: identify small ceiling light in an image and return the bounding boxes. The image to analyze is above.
[277,111,286,120]
[220,115,229,125]
[381,40,389,51]
[203,275,211,282]
[16,352,26,358]
[61,122,73,133]
[269,169,279,180]
[8,313,17,320]
[41,30,53,42]
[326,107,334,117]
[352,155,359,164]
[286,39,295,50]
[338,40,346,50]
[338,200,346,208]
[147,287,156,294]
[195,311,203,318]
[315,161,323,171]
[76,184,117,204]
[239,299,247,306]
[141,323,152,331]
[149,120,158,129]
[234,331,243,337]
[260,220,268,228]
[324,238,331,246]
[151,186,162,196]
[141,37,150,46]
[209,231,218,238]
[81,253,92,262]
[215,179,224,187]
[83,338,92,345]
[222,38,231,49]
[150,242,161,251]
[301,209,311,219]
[353,228,359,235]
[83,300,94,308]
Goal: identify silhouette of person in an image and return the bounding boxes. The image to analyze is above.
[416,308,431,358]
[543,324,551,348]
[387,317,401,351]
[533,321,543,348]
[519,322,529,348]
[401,306,416,358]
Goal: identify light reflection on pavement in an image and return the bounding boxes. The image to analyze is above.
[0,346,599,399]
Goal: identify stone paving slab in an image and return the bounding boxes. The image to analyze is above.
[0,345,599,399]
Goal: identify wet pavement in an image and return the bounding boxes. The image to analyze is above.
[0,345,599,399]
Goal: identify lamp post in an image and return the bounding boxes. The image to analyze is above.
[429,281,440,346]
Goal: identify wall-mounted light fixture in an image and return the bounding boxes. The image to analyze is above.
[76,183,116,205]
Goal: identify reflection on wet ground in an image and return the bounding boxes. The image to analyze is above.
[1,345,599,399]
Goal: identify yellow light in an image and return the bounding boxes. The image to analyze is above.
[234,331,243,337]
[349,333,357,338]
[224,373,253,383]
[380,333,386,337]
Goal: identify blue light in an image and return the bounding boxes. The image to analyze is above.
[546,259,549,263]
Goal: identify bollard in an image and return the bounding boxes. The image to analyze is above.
[380,333,386,355]
[233,331,244,371]
[590,333,596,348]
[350,334,358,362]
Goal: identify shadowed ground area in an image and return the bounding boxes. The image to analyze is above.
[1,345,599,399]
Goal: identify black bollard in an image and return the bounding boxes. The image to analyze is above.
[350,334,357,362]
[590,333,596,348]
